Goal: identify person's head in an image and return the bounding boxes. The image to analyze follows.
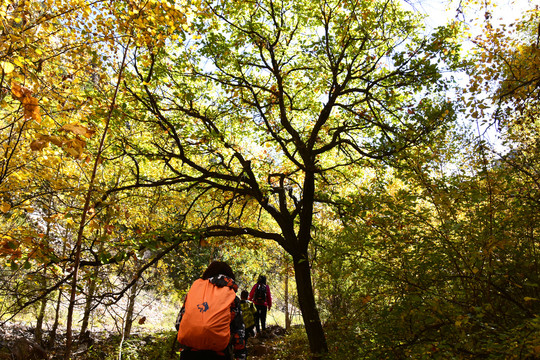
[202,261,235,280]
[241,290,249,300]
[257,274,266,284]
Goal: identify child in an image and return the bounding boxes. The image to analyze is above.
[239,290,256,341]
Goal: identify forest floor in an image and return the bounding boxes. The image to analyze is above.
[0,323,308,360]
[246,325,293,360]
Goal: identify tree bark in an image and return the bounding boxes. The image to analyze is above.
[79,265,99,338]
[123,278,139,338]
[292,253,328,359]
[36,209,52,344]
[48,287,62,348]
[284,266,291,331]
[34,284,47,344]
[49,231,67,348]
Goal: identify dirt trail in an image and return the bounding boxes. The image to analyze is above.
[247,325,287,359]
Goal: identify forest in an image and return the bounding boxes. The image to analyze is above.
[0,0,539,359]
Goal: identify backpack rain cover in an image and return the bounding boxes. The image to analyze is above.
[177,278,236,351]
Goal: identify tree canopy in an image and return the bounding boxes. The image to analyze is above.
[0,0,539,359]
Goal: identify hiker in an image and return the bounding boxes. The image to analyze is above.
[175,261,246,360]
[248,275,272,333]
[239,290,256,342]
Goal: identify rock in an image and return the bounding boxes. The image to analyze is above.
[269,325,286,336]
[11,338,47,360]
[78,330,94,346]
[249,344,267,357]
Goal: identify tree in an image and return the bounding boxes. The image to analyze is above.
[1,3,216,359]
[2,2,136,356]
[111,0,462,356]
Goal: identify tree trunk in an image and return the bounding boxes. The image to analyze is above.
[63,36,130,360]
[49,233,67,348]
[292,253,328,359]
[79,265,99,338]
[35,213,52,344]
[35,286,47,344]
[284,267,291,331]
[48,287,62,347]
[123,278,139,338]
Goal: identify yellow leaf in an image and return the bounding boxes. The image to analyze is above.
[13,57,24,67]
[89,220,100,230]
[0,202,11,213]
[63,137,86,158]
[524,297,538,302]
[64,146,81,158]
[59,123,96,138]
[0,61,15,74]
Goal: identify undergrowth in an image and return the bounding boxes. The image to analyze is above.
[81,331,179,360]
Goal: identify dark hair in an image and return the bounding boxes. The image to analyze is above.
[257,275,266,284]
[241,290,249,299]
[202,261,235,280]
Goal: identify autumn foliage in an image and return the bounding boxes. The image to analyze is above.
[0,1,539,359]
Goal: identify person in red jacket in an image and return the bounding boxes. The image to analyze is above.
[248,275,272,334]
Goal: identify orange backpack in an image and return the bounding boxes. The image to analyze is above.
[177,278,236,351]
